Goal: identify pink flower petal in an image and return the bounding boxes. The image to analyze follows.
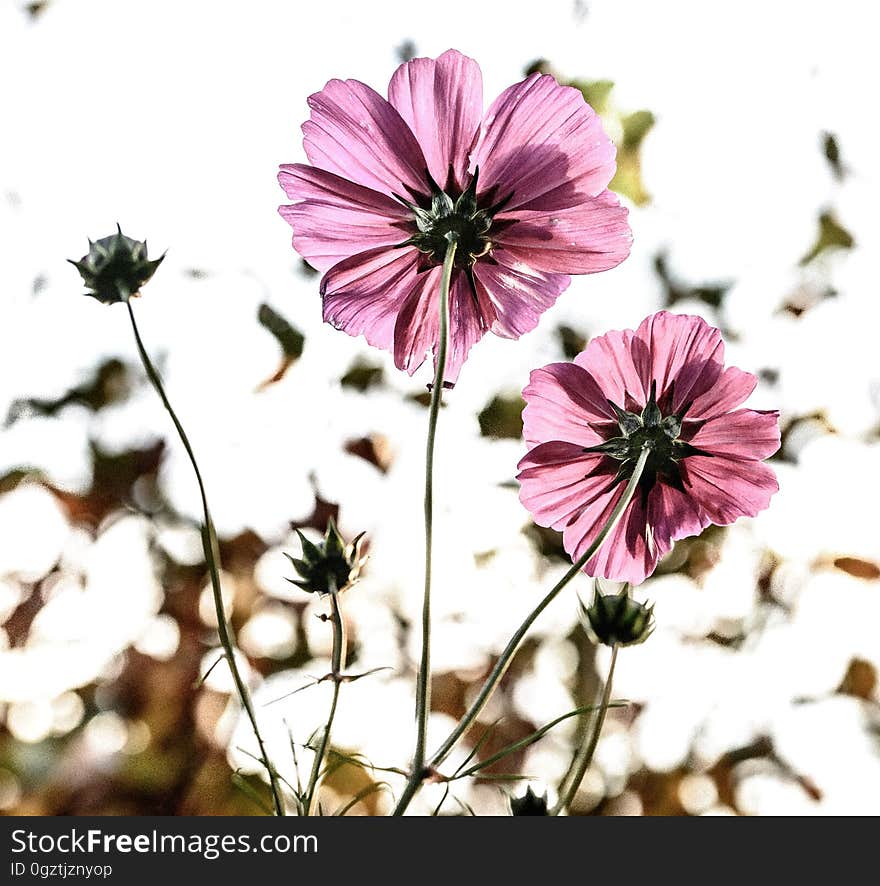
[493,191,632,274]
[472,73,617,212]
[645,480,711,557]
[590,479,712,585]
[521,363,617,448]
[517,442,615,530]
[633,312,725,413]
[320,246,424,353]
[685,365,757,420]
[387,49,483,193]
[392,268,488,384]
[302,79,429,199]
[472,248,570,339]
[582,495,658,585]
[278,164,410,271]
[574,328,647,411]
[561,484,657,585]
[686,409,781,460]
[681,455,779,524]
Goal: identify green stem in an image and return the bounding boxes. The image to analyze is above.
[125,300,284,816]
[392,444,651,815]
[552,644,619,815]
[392,237,458,817]
[305,582,346,815]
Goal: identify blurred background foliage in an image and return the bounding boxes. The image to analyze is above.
[1,0,878,816]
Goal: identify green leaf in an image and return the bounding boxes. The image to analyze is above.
[557,325,586,360]
[822,131,845,180]
[571,78,616,115]
[621,109,655,150]
[340,359,384,392]
[800,210,855,265]
[478,394,525,439]
[258,303,305,359]
[609,110,656,206]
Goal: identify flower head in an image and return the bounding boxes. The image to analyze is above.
[285,519,366,595]
[279,49,632,385]
[517,312,780,584]
[69,225,164,304]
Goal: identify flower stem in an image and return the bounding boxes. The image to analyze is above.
[392,237,458,816]
[392,443,651,814]
[125,299,284,816]
[552,643,619,815]
[304,580,346,815]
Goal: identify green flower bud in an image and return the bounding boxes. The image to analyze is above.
[69,225,165,304]
[582,590,654,647]
[510,786,549,816]
[285,518,366,595]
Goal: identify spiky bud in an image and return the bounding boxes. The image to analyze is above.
[285,518,366,595]
[510,785,549,816]
[69,225,164,304]
[582,590,654,647]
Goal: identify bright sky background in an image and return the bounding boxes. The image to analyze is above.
[1,0,879,815]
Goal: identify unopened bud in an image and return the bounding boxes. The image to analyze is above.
[582,590,654,647]
[285,518,366,595]
[69,225,164,304]
[510,785,549,816]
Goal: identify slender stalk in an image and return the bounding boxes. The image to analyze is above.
[305,582,347,815]
[125,300,284,816]
[392,237,458,816]
[552,644,619,815]
[392,444,651,815]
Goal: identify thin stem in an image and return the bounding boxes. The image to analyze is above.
[305,582,347,815]
[391,443,651,815]
[125,300,284,816]
[392,237,458,816]
[552,644,619,815]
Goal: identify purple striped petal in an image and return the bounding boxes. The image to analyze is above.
[471,248,570,339]
[320,247,424,353]
[685,365,757,420]
[388,49,483,192]
[302,79,429,199]
[493,190,632,274]
[632,312,725,413]
[574,328,647,412]
[681,455,779,524]
[393,269,488,384]
[521,363,617,448]
[472,73,617,212]
[685,409,781,460]
[517,442,616,531]
[279,165,410,271]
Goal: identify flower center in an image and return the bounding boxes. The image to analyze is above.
[586,381,700,488]
[404,168,493,268]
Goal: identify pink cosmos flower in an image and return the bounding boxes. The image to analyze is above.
[278,49,632,384]
[517,312,780,585]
